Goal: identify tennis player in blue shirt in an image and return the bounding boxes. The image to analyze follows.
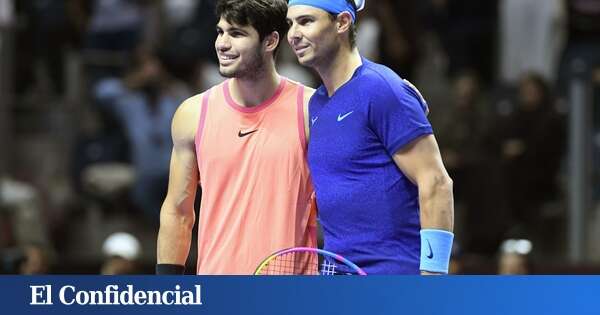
[287,0,455,274]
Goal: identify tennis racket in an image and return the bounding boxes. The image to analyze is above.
[254,247,367,275]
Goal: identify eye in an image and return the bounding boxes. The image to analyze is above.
[298,18,312,25]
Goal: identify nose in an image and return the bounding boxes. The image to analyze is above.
[287,23,301,45]
[215,34,231,52]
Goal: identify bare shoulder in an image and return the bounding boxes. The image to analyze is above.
[302,86,316,106]
[172,93,204,145]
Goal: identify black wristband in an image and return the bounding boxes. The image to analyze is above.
[156,264,185,275]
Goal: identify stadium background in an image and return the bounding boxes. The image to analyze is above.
[0,0,599,274]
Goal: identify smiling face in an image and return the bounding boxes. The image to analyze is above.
[215,17,266,80]
[286,5,340,68]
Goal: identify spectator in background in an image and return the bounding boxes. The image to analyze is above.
[430,71,494,252]
[1,177,53,274]
[354,5,380,62]
[498,0,566,85]
[431,71,488,186]
[101,232,141,274]
[558,0,600,93]
[83,0,145,52]
[18,243,51,274]
[426,0,497,85]
[71,107,131,199]
[0,243,51,274]
[487,73,566,238]
[158,0,217,88]
[94,49,189,223]
[77,0,159,80]
[497,238,533,275]
[13,0,80,97]
[374,0,423,81]
[0,177,50,251]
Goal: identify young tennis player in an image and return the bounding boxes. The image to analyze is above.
[157,0,316,275]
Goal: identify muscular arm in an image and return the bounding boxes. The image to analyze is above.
[157,96,202,266]
[392,134,454,232]
[392,135,453,275]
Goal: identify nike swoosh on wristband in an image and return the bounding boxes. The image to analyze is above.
[337,111,354,122]
[426,239,434,259]
[238,130,258,137]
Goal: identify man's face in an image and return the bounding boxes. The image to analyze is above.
[215,17,265,79]
[286,6,339,68]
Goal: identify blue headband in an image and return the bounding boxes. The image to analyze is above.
[288,0,358,21]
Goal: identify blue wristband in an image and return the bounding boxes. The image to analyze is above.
[419,229,454,274]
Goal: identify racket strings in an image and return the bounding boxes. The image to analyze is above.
[260,251,342,275]
[320,259,338,275]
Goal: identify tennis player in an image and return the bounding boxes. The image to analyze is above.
[287,0,455,274]
[156,0,316,275]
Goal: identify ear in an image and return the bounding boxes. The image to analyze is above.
[263,31,280,53]
[336,11,353,35]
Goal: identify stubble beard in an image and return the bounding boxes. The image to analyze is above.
[300,40,337,74]
[219,47,266,81]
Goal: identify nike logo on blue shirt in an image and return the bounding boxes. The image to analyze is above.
[337,111,354,122]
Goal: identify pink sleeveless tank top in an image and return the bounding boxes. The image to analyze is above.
[194,78,316,274]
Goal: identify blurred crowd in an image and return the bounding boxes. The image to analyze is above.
[1,0,600,274]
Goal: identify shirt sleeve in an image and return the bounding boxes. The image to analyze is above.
[367,76,433,155]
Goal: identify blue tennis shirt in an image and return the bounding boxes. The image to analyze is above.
[308,58,432,274]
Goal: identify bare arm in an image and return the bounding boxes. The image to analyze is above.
[392,134,454,231]
[392,134,453,275]
[157,96,202,266]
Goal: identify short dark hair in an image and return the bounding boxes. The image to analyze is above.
[328,0,358,48]
[216,0,289,55]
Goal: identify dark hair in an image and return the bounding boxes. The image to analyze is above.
[519,72,553,110]
[328,0,358,48]
[521,72,550,100]
[216,0,289,55]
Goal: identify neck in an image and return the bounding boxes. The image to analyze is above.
[316,46,362,97]
[229,60,281,107]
